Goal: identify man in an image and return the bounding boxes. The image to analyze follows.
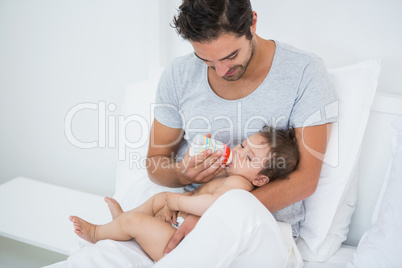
[147,0,336,266]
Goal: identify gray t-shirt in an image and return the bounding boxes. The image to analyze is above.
[154,41,337,238]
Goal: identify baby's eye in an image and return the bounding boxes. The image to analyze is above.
[240,143,251,161]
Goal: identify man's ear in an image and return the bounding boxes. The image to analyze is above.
[253,175,269,187]
[250,11,257,36]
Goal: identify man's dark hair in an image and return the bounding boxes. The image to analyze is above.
[258,125,300,182]
[172,0,254,42]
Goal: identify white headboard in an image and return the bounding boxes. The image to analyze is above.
[346,92,402,246]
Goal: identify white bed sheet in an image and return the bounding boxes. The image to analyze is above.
[45,244,355,268]
[304,246,356,268]
[44,240,154,268]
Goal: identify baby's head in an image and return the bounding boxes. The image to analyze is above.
[257,125,300,182]
[226,125,299,187]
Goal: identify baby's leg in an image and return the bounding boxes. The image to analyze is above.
[121,211,177,261]
[104,197,123,219]
[69,216,121,243]
[128,192,172,216]
[103,192,171,220]
[70,211,176,261]
[70,214,133,244]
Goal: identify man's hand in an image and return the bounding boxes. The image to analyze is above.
[164,214,200,255]
[147,121,227,187]
[155,204,178,225]
[176,134,227,185]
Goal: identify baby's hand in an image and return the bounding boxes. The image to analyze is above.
[166,193,182,212]
[155,204,178,224]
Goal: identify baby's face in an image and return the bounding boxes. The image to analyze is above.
[226,133,270,183]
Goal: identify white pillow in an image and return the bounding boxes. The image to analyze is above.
[297,60,381,261]
[346,116,402,268]
[113,72,184,211]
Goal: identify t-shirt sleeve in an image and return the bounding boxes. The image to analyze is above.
[289,58,338,128]
[154,63,184,129]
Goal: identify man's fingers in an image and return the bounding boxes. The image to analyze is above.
[201,151,223,169]
[172,212,178,225]
[183,133,219,168]
[181,150,221,177]
[195,162,226,183]
[193,149,214,165]
[210,164,226,177]
[190,150,223,172]
[164,229,185,254]
[187,154,222,183]
[179,133,226,183]
[182,149,212,170]
[164,215,199,255]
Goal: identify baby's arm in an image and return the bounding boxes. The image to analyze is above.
[154,191,194,223]
[167,175,254,216]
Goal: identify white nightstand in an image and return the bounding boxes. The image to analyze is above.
[0,177,111,255]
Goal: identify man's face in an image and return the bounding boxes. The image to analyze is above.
[191,34,255,81]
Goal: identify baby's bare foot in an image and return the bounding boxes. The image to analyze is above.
[104,197,123,220]
[69,216,98,243]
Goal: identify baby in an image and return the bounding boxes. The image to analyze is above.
[70,125,299,262]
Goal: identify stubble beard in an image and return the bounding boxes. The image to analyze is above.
[222,40,256,82]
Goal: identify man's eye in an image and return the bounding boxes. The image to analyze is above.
[228,54,238,61]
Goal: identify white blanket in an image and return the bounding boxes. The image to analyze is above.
[44,167,301,267]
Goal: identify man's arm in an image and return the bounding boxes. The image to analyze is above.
[252,123,331,212]
[147,119,226,187]
[146,119,185,187]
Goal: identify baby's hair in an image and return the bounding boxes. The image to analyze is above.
[258,125,299,182]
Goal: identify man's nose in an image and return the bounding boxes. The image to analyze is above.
[214,62,230,77]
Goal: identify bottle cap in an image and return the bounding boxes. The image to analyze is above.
[226,149,232,165]
[222,145,232,165]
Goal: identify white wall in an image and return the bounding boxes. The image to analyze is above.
[0,1,159,196]
[255,0,402,94]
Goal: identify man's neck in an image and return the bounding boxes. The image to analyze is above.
[241,35,274,81]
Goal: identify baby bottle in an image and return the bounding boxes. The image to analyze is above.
[189,134,233,165]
